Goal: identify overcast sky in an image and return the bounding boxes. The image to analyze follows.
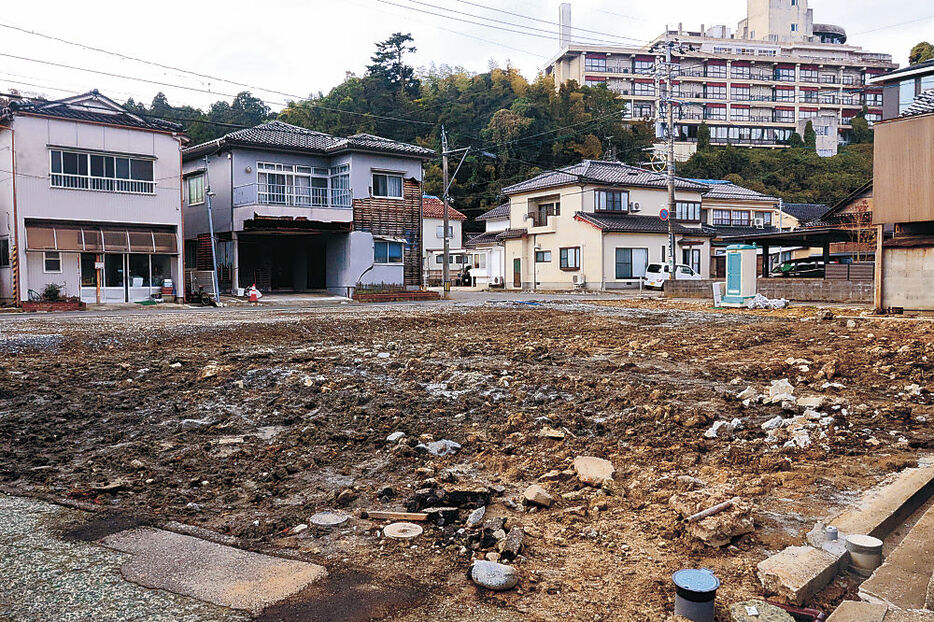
[0,1,930,113]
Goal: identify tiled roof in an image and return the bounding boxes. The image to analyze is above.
[686,180,778,202]
[706,225,782,241]
[183,121,436,160]
[465,231,501,247]
[496,228,528,241]
[902,89,934,117]
[422,196,466,220]
[575,212,713,236]
[3,91,181,132]
[478,203,510,221]
[782,203,830,224]
[502,160,709,195]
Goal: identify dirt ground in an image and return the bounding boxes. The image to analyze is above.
[1,298,932,621]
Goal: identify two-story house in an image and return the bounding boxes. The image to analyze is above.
[421,195,467,285]
[500,160,713,290]
[465,203,509,287]
[0,91,186,304]
[182,121,434,295]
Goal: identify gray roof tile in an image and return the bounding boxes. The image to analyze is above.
[782,203,830,224]
[478,203,510,221]
[502,160,709,195]
[575,212,713,236]
[4,90,181,132]
[686,180,778,202]
[902,89,934,117]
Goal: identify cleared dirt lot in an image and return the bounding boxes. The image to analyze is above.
[0,299,932,620]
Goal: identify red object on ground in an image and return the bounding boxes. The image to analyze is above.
[249,285,259,303]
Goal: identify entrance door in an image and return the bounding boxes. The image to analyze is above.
[727,253,742,295]
[103,253,126,302]
[513,258,521,288]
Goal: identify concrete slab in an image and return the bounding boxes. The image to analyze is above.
[825,600,887,622]
[927,571,934,610]
[101,527,327,614]
[757,545,842,605]
[860,501,934,610]
[833,464,934,539]
[883,611,934,622]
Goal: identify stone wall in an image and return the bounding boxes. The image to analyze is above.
[665,278,874,303]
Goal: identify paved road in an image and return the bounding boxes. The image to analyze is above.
[0,493,248,622]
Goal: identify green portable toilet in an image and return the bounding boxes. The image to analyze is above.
[722,244,758,307]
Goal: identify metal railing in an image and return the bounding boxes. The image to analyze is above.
[51,173,155,195]
[234,183,352,208]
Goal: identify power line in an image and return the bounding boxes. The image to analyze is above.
[448,0,648,45]
[853,14,934,35]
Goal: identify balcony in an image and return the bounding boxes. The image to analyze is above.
[235,183,351,209]
[51,173,155,195]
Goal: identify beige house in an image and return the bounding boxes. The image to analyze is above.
[500,160,713,290]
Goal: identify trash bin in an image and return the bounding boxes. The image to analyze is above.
[673,568,720,622]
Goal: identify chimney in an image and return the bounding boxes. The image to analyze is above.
[559,3,572,48]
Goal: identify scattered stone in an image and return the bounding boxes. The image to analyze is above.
[762,416,784,431]
[816,309,834,321]
[420,439,461,457]
[573,456,616,487]
[423,506,459,525]
[376,352,391,359]
[905,384,923,397]
[310,511,350,527]
[538,426,566,439]
[522,485,553,508]
[386,431,405,443]
[737,386,758,401]
[180,417,213,431]
[466,506,486,528]
[499,527,524,561]
[729,600,794,622]
[704,418,744,439]
[470,560,518,591]
[769,379,795,400]
[383,522,423,540]
[485,552,500,562]
[669,491,754,547]
[846,319,857,328]
[336,488,358,506]
[797,396,825,411]
[291,524,309,535]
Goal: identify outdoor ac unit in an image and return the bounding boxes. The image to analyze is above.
[572,274,586,286]
[753,218,765,229]
[491,276,503,285]
[630,202,641,212]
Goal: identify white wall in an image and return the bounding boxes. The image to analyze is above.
[423,216,464,252]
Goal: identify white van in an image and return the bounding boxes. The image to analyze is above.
[644,263,701,289]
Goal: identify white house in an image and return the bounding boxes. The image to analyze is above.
[421,195,468,285]
[465,203,509,287]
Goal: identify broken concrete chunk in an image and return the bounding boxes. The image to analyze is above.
[729,600,794,622]
[418,439,461,457]
[737,386,758,401]
[465,506,486,528]
[386,431,405,443]
[573,456,616,487]
[522,484,553,507]
[797,396,826,411]
[538,426,566,439]
[470,560,518,591]
[756,545,841,606]
[769,379,795,400]
[670,491,754,547]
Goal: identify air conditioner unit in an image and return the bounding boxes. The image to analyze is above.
[630,202,641,212]
[491,276,503,285]
[572,274,586,288]
[753,217,765,229]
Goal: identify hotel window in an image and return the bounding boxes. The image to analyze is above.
[864,92,883,106]
[731,210,750,226]
[800,68,818,82]
[705,106,727,121]
[731,107,750,121]
[706,63,727,78]
[775,67,795,82]
[559,247,581,271]
[535,250,552,263]
[731,64,751,79]
[712,210,731,226]
[50,149,155,194]
[773,109,795,123]
[584,56,607,72]
[731,85,750,100]
[774,88,795,102]
[615,248,648,279]
[634,81,655,96]
[633,59,654,74]
[801,90,818,103]
[187,174,205,206]
[372,172,403,199]
[713,47,733,54]
[633,103,654,118]
[865,111,882,122]
[595,190,628,212]
[799,109,818,119]
[675,202,701,221]
[374,240,404,264]
[705,84,726,99]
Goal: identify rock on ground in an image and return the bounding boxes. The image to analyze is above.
[522,484,553,507]
[470,560,518,591]
[669,491,754,547]
[573,456,616,486]
[729,600,794,621]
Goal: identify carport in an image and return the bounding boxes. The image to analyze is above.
[720,227,856,278]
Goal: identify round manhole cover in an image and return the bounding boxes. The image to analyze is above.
[310,511,350,527]
[383,522,423,540]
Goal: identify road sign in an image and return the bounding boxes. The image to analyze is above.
[660,208,670,221]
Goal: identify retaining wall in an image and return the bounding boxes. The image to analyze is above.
[665,278,873,303]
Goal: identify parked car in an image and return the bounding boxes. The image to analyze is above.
[643,263,701,289]
[770,258,831,278]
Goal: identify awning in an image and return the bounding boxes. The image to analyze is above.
[26,222,177,253]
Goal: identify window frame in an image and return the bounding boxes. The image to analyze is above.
[43,251,62,274]
[374,240,404,264]
[731,210,751,227]
[187,174,205,206]
[49,148,156,195]
[595,189,628,212]
[615,247,649,280]
[675,201,701,222]
[372,172,404,200]
[435,225,454,239]
[559,247,581,271]
[712,209,732,226]
[535,250,552,263]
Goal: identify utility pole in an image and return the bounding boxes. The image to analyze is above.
[204,156,221,304]
[441,126,451,298]
[658,39,679,280]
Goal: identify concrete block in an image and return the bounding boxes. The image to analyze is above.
[859,502,934,610]
[883,611,934,622]
[757,545,842,605]
[832,464,934,540]
[926,571,934,610]
[825,600,887,622]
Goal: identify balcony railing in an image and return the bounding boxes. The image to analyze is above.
[51,173,155,195]
[234,183,352,209]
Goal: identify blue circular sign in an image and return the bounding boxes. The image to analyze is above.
[659,208,670,221]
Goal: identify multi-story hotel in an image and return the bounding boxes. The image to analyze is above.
[548,0,896,158]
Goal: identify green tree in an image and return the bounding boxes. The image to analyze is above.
[787,132,805,148]
[697,122,711,150]
[850,109,874,144]
[804,121,816,150]
[909,42,934,65]
[367,32,419,98]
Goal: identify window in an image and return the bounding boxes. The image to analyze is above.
[731,65,751,79]
[682,248,701,273]
[43,251,62,273]
[705,63,727,78]
[815,125,831,136]
[473,253,487,269]
[0,239,8,267]
[705,106,727,121]
[731,210,750,226]
[435,255,444,265]
[899,80,917,114]
[731,107,751,121]
[633,103,654,118]
[758,211,773,226]
[585,78,608,88]
[585,56,607,72]
[864,92,883,106]
[595,190,628,212]
[372,173,403,199]
[731,85,750,101]
[791,23,798,32]
[774,87,795,102]
[705,84,727,99]
[435,225,454,239]
[800,68,818,82]
[374,240,404,264]
[773,109,795,123]
[775,67,795,82]
[634,81,655,96]
[535,250,552,263]
[799,109,818,120]
[675,202,701,221]
[187,174,205,206]
[615,248,648,279]
[533,201,559,226]
[559,247,581,271]
[633,59,654,74]
[50,149,155,194]
[257,162,339,207]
